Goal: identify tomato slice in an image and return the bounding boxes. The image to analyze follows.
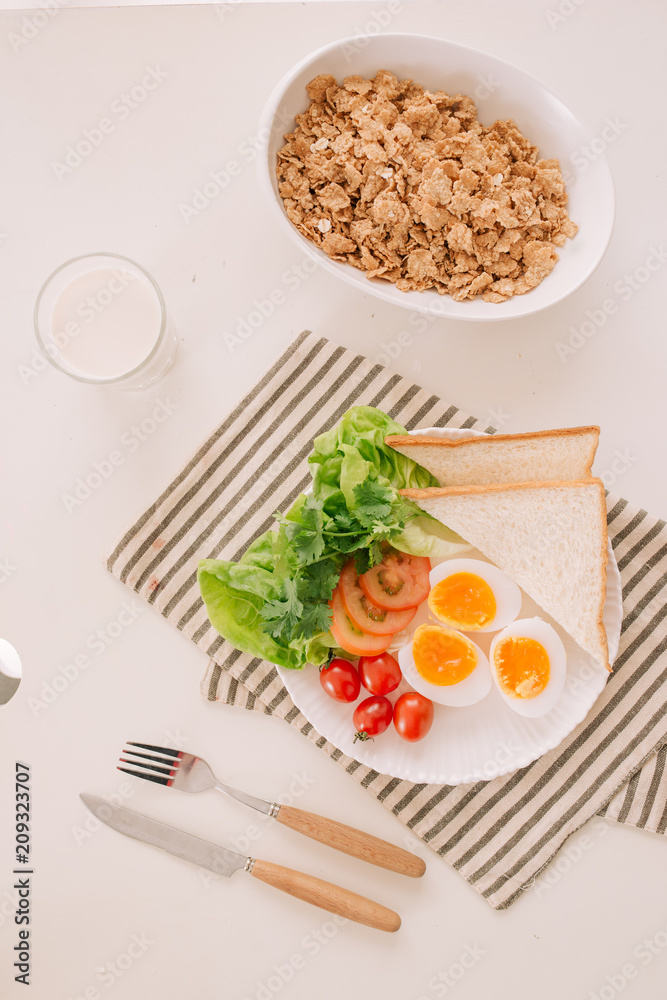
[338,561,418,636]
[329,587,393,657]
[359,548,431,611]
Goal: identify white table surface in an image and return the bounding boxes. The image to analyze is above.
[1,3,667,998]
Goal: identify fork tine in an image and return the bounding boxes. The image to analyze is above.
[127,741,181,757]
[118,766,171,786]
[119,756,175,777]
[122,748,181,768]
[119,742,185,789]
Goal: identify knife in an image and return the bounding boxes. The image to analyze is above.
[80,794,401,932]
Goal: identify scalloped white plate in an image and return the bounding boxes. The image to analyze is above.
[277,427,622,784]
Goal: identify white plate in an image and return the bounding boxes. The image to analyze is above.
[277,427,622,784]
[258,33,615,322]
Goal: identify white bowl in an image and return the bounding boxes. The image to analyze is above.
[258,33,615,322]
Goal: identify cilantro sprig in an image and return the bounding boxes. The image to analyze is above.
[259,479,416,646]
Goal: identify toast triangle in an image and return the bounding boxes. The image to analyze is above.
[387,426,599,487]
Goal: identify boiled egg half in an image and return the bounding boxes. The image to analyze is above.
[428,558,522,633]
[398,623,491,707]
[489,618,566,718]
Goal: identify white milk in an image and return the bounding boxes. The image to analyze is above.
[51,267,163,380]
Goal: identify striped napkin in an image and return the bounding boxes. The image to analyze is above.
[106,330,667,909]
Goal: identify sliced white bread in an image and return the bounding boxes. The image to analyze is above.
[401,479,609,669]
[386,426,599,486]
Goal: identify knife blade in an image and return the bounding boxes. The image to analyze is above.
[80,794,400,932]
[81,793,249,876]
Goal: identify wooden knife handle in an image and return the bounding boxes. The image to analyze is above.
[251,859,401,933]
[275,804,425,878]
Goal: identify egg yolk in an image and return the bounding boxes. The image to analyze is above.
[494,637,550,699]
[428,572,497,630]
[412,624,477,686]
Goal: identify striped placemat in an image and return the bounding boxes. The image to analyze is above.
[106,330,667,909]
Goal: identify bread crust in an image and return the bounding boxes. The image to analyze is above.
[386,426,600,477]
[401,478,610,670]
[400,477,602,500]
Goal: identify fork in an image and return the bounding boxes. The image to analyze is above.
[119,742,425,878]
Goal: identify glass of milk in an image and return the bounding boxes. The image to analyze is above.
[34,253,177,389]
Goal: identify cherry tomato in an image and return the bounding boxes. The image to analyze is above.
[358,653,402,696]
[353,695,393,742]
[319,658,361,703]
[339,561,418,636]
[329,588,393,658]
[359,548,431,611]
[393,692,434,743]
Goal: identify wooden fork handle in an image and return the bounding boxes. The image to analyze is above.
[274,805,425,878]
[251,859,400,932]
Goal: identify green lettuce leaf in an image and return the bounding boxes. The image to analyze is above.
[303,632,346,665]
[393,511,470,558]
[198,405,470,669]
[197,551,302,670]
[198,520,341,670]
[309,405,469,557]
[309,405,437,511]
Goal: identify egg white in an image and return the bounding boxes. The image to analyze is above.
[397,627,492,707]
[428,558,522,633]
[489,618,566,718]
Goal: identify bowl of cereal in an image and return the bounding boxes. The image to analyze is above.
[258,34,615,321]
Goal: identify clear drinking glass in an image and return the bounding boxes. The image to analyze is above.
[34,252,177,390]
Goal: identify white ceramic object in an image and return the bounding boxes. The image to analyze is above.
[277,427,623,784]
[258,33,615,322]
